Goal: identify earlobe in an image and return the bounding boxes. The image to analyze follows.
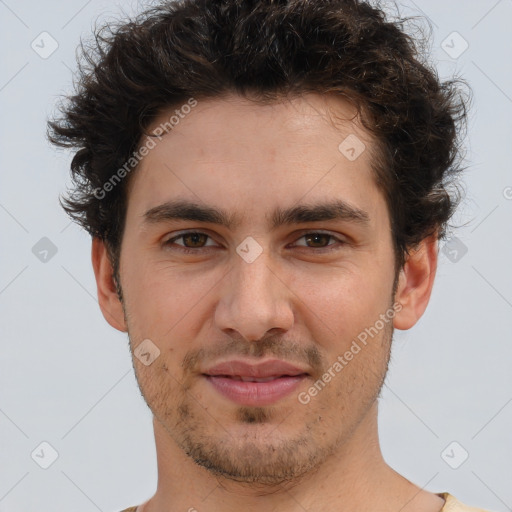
[393,233,438,330]
[91,237,127,332]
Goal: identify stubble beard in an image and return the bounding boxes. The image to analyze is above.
[129,327,393,487]
[120,277,396,486]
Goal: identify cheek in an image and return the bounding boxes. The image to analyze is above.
[294,265,390,345]
[122,239,395,350]
[134,357,184,421]
[123,256,220,337]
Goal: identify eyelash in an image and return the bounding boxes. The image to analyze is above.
[162,230,346,255]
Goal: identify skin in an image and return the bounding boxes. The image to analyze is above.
[92,93,444,512]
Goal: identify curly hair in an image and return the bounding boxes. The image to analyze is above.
[48,0,470,289]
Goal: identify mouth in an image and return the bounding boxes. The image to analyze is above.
[212,374,303,382]
[202,359,310,406]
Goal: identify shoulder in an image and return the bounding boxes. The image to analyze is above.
[439,493,494,512]
[118,508,138,512]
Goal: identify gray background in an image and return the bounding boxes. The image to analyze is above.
[1,0,511,511]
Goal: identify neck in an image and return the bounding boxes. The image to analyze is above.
[143,402,444,512]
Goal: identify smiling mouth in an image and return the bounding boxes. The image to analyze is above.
[213,374,308,382]
[203,374,309,406]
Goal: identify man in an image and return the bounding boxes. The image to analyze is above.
[48,0,488,511]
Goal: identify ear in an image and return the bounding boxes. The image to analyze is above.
[91,237,127,332]
[393,232,438,330]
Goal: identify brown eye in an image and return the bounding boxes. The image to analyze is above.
[303,233,333,248]
[163,231,218,253]
[179,232,209,248]
[291,232,344,251]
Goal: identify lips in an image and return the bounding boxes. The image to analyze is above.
[222,375,283,383]
[202,359,309,406]
[204,359,308,379]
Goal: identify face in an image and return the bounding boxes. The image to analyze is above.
[113,93,402,484]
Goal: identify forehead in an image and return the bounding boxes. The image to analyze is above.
[147,92,368,147]
[125,92,386,231]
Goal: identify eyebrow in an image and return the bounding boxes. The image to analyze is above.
[142,198,370,230]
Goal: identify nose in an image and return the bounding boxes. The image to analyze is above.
[214,248,295,342]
